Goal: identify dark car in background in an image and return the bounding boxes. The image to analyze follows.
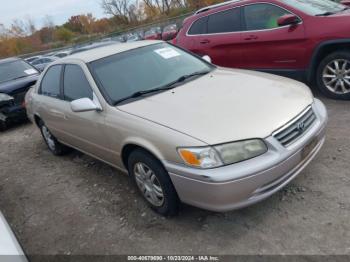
[162,24,178,41]
[0,58,39,130]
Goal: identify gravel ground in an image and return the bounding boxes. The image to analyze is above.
[0,94,349,256]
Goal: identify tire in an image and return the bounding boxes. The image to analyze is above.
[316,51,350,100]
[128,149,180,216]
[38,120,71,156]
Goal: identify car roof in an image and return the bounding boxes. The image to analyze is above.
[41,56,58,60]
[194,0,247,14]
[0,57,21,65]
[64,40,163,63]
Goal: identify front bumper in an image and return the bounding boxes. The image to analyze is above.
[0,105,27,126]
[164,99,328,212]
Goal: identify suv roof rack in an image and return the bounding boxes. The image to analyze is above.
[194,0,243,14]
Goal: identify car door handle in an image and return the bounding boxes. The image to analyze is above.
[49,109,66,119]
[244,35,258,41]
[200,39,210,44]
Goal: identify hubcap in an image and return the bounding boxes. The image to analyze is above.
[42,126,56,151]
[133,163,164,207]
[322,59,350,95]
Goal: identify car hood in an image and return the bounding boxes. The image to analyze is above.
[0,74,38,95]
[118,68,313,145]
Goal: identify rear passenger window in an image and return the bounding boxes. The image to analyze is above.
[63,65,93,101]
[244,4,291,31]
[40,65,62,98]
[188,17,208,35]
[207,8,241,34]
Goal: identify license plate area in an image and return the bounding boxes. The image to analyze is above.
[302,137,319,159]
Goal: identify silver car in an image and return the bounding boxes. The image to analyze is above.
[25,41,327,216]
[0,212,27,261]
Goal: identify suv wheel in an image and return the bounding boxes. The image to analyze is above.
[317,51,350,100]
[128,149,180,216]
[38,120,71,156]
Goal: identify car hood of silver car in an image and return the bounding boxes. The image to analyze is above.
[118,68,314,145]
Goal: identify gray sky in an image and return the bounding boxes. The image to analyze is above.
[0,0,107,28]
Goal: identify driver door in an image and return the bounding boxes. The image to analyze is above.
[59,64,111,160]
[240,3,307,70]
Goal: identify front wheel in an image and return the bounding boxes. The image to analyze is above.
[316,51,350,100]
[128,149,180,216]
[0,121,7,132]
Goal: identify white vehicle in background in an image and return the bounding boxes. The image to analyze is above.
[25,56,42,64]
[53,50,72,58]
[31,56,58,72]
[0,212,27,262]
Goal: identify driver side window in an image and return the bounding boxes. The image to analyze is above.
[244,4,291,31]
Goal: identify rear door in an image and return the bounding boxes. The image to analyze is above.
[35,64,68,140]
[240,3,307,70]
[194,8,243,68]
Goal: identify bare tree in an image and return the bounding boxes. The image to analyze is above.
[43,15,55,28]
[0,23,7,37]
[25,16,36,35]
[101,0,130,22]
[9,19,26,37]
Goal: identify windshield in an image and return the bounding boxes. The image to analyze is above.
[89,43,213,104]
[282,0,345,15]
[0,60,38,84]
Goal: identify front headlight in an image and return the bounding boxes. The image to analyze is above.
[214,139,267,165]
[178,139,267,169]
[0,93,14,102]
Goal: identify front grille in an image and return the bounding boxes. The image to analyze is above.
[273,107,316,147]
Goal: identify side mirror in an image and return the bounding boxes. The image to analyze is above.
[277,14,300,27]
[341,0,350,6]
[70,98,101,112]
[202,55,212,63]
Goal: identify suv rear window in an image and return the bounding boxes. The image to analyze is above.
[207,8,241,34]
[188,17,208,35]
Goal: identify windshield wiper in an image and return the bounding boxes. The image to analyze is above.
[114,87,175,105]
[164,70,210,89]
[315,11,335,16]
[114,70,210,105]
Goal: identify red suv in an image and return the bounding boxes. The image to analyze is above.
[175,0,350,100]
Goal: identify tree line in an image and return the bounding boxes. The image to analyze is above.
[0,0,222,59]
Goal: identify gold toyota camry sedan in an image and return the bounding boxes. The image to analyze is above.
[26,41,327,216]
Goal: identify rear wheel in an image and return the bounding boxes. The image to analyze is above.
[128,149,180,216]
[38,120,71,156]
[317,51,350,100]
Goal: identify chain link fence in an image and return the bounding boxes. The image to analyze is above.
[19,12,193,59]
